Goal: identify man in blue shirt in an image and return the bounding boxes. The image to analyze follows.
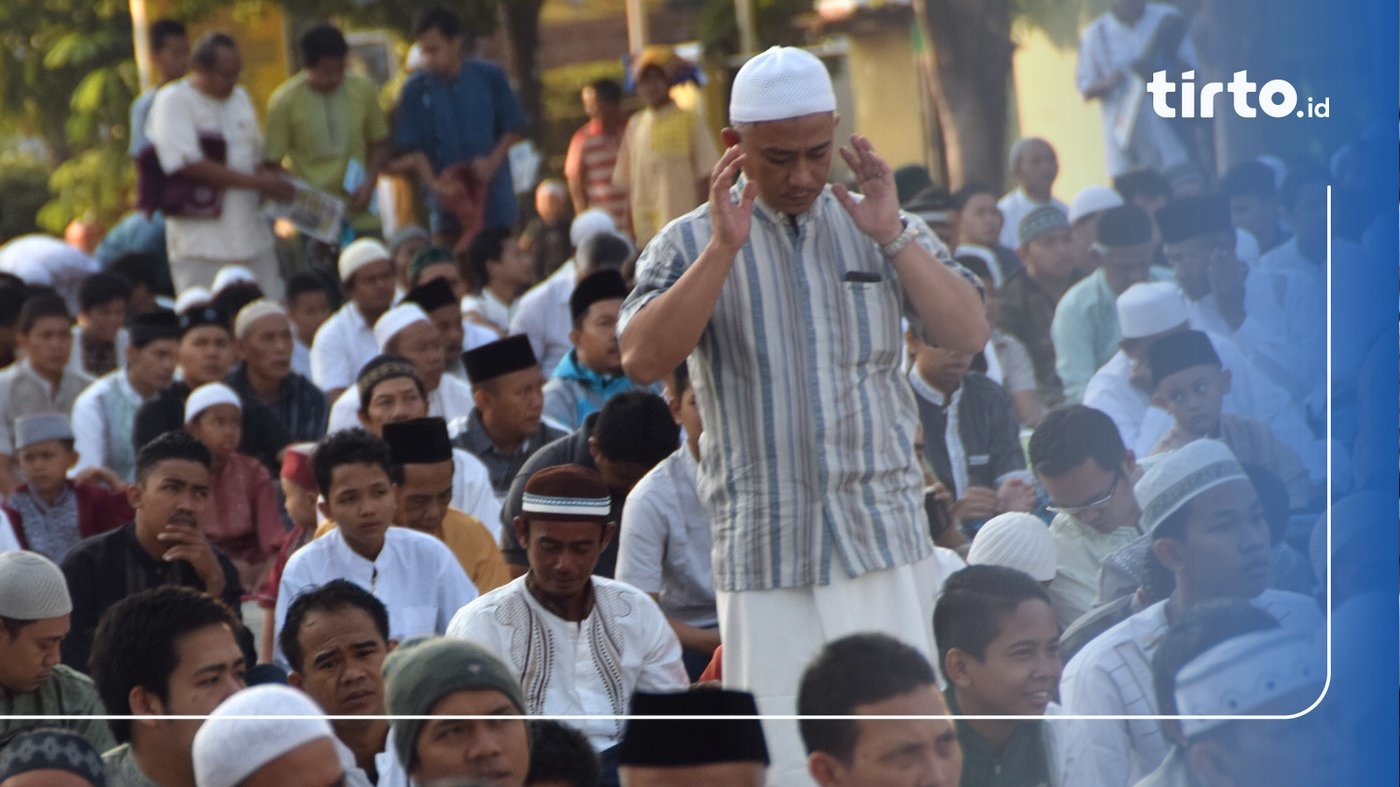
[393,6,527,243]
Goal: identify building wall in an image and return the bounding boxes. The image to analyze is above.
[1009,25,1108,197]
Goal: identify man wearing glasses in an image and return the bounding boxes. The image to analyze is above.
[1027,405,1145,630]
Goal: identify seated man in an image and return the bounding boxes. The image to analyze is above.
[617,690,769,787]
[933,565,1061,785]
[463,227,534,336]
[452,334,566,501]
[616,363,718,680]
[544,269,650,430]
[997,205,1078,408]
[274,429,476,667]
[384,636,532,787]
[283,273,331,380]
[226,299,328,444]
[403,277,470,385]
[1057,439,1322,787]
[446,465,688,761]
[311,238,397,402]
[317,417,510,593]
[192,685,344,787]
[279,580,403,784]
[90,586,246,787]
[798,633,963,787]
[0,551,113,752]
[60,431,243,671]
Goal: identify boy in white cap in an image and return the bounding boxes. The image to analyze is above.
[311,238,398,400]
[0,551,114,753]
[997,137,1069,250]
[1057,439,1322,787]
[183,382,283,592]
[192,685,344,787]
[619,44,987,783]
[227,299,328,444]
[966,512,1057,584]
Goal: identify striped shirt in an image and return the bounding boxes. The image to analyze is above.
[565,118,630,233]
[620,183,977,592]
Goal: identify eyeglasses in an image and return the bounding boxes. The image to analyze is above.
[1046,466,1122,515]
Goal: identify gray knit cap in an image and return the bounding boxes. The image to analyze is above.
[1017,204,1069,248]
[0,550,72,619]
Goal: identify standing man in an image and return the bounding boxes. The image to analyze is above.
[130,19,190,157]
[264,24,390,239]
[392,6,526,243]
[565,79,631,234]
[996,138,1069,250]
[619,46,987,782]
[146,32,294,299]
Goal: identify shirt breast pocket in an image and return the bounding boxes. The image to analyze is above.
[838,277,901,369]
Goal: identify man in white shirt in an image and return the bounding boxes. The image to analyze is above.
[447,464,688,758]
[145,33,293,299]
[72,310,181,483]
[997,137,1069,250]
[275,429,477,668]
[462,227,533,336]
[312,238,398,400]
[1057,439,1322,787]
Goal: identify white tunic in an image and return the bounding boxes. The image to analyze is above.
[508,261,576,378]
[996,189,1069,250]
[292,337,312,380]
[446,575,688,753]
[0,509,19,553]
[70,370,149,481]
[275,527,478,668]
[311,303,381,393]
[332,736,408,787]
[1057,590,1322,787]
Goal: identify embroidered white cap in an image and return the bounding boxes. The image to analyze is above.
[373,303,431,351]
[1134,439,1246,535]
[1068,185,1125,224]
[1174,627,1322,738]
[729,46,836,124]
[1116,281,1188,339]
[338,238,391,284]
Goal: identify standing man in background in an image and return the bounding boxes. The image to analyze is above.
[130,19,190,157]
[566,78,631,236]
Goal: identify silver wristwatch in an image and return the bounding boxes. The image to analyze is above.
[878,219,920,259]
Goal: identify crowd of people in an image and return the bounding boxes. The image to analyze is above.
[0,2,1387,786]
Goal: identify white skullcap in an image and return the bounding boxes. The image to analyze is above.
[184,382,242,424]
[233,299,288,340]
[0,550,72,619]
[1116,282,1188,339]
[1135,439,1246,536]
[174,287,212,316]
[338,238,391,284]
[374,303,431,351]
[1068,185,1125,224]
[967,513,1057,582]
[211,265,257,296]
[953,244,1004,289]
[570,208,618,248]
[729,46,836,124]
[1175,627,1322,738]
[193,685,334,787]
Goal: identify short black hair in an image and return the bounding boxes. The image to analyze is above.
[150,19,188,53]
[1241,463,1288,545]
[299,23,348,68]
[312,428,400,498]
[1029,405,1126,478]
[593,391,678,467]
[953,181,998,211]
[576,232,633,275]
[0,616,35,641]
[286,271,330,307]
[1114,168,1172,204]
[587,78,623,106]
[412,6,462,39]
[669,362,691,397]
[954,253,993,282]
[107,252,163,292]
[78,271,132,313]
[18,292,71,334]
[526,719,599,787]
[466,226,513,287]
[212,282,262,320]
[89,586,240,743]
[933,565,1053,668]
[1280,162,1329,210]
[1151,600,1278,718]
[797,633,937,760]
[0,285,26,329]
[191,31,237,72]
[135,429,212,485]
[278,579,389,674]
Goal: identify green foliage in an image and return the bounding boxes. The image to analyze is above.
[289,0,500,40]
[0,151,51,240]
[698,0,811,60]
[1014,0,1116,49]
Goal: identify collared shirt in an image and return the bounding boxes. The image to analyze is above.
[0,509,18,552]
[909,369,1025,499]
[621,184,977,592]
[945,688,1054,787]
[103,743,163,787]
[1052,266,1174,403]
[612,103,718,245]
[60,523,243,671]
[996,189,1069,250]
[446,575,688,752]
[1153,413,1315,506]
[393,59,527,229]
[616,447,717,628]
[205,452,286,588]
[998,268,1077,408]
[311,302,381,393]
[1057,590,1322,787]
[1134,747,1202,787]
[565,117,631,233]
[988,329,1038,396]
[275,527,478,668]
[5,484,81,563]
[450,410,566,501]
[461,288,517,336]
[72,370,151,482]
[333,735,409,787]
[508,260,576,377]
[0,358,93,454]
[317,508,512,595]
[543,348,653,431]
[1046,513,1144,629]
[327,366,475,435]
[1,664,115,754]
[227,363,329,444]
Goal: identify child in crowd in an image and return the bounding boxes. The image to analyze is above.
[285,272,333,380]
[2,413,132,562]
[1148,329,1316,509]
[255,441,319,664]
[70,271,131,378]
[183,382,285,593]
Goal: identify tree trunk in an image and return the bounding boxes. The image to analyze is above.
[499,0,544,142]
[916,0,1015,190]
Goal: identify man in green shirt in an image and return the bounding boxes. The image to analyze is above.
[0,550,115,753]
[263,23,389,235]
[933,564,1062,787]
